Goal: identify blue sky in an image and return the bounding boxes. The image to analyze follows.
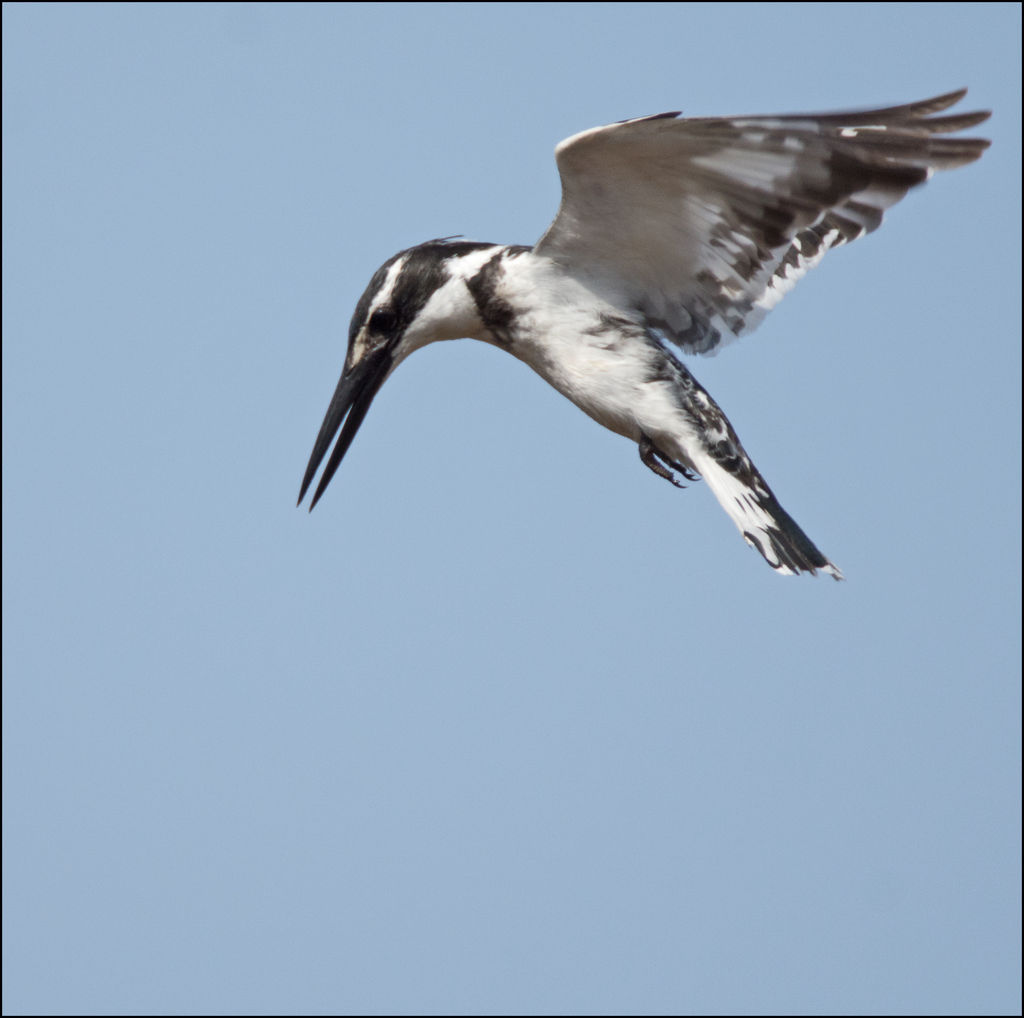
[3,3,1020,1014]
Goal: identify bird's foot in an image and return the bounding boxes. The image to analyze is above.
[639,433,699,488]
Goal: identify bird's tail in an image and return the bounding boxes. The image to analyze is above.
[643,344,842,578]
[692,446,843,579]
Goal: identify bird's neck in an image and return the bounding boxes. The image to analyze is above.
[395,243,532,357]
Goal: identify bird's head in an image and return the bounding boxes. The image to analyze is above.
[297,239,500,509]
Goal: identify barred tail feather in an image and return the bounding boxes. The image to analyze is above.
[694,452,843,580]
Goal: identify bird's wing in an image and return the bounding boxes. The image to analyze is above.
[533,90,990,355]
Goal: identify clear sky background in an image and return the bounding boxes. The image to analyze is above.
[3,4,1020,1015]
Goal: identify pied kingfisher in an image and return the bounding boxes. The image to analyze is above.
[299,90,989,578]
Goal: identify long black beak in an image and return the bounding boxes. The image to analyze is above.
[297,348,393,510]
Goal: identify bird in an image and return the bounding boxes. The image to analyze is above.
[298,90,990,578]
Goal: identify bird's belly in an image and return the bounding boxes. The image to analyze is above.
[517,331,693,446]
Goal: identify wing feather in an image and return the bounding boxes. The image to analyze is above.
[534,90,990,355]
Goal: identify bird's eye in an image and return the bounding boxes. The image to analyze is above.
[368,308,397,333]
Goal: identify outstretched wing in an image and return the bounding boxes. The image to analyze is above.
[533,90,990,355]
